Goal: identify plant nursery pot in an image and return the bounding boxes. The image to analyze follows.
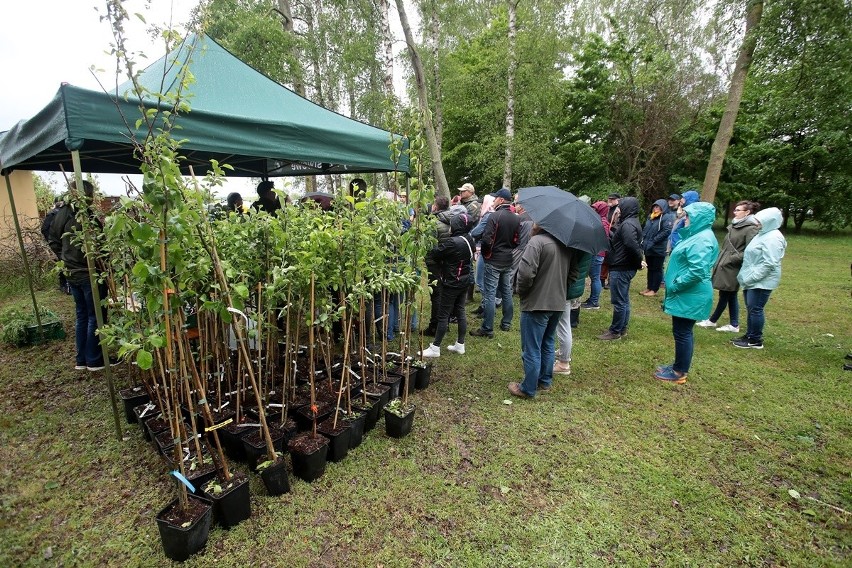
[242,423,287,472]
[401,369,418,396]
[288,432,329,483]
[120,386,150,424]
[317,418,351,463]
[343,411,366,449]
[155,430,177,458]
[134,404,159,439]
[144,415,169,444]
[200,473,251,529]
[379,372,403,400]
[364,382,391,410]
[219,422,255,462]
[185,455,218,490]
[155,494,213,562]
[258,456,291,496]
[414,363,432,390]
[23,320,65,345]
[384,404,416,439]
[295,401,332,432]
[353,399,380,433]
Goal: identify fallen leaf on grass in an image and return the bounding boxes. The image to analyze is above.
[788,489,801,499]
[502,399,513,405]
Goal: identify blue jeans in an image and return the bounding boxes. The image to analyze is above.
[69,279,107,366]
[743,288,772,341]
[379,292,418,341]
[519,310,562,396]
[672,316,696,373]
[475,254,486,292]
[709,290,739,327]
[587,255,604,305]
[481,262,514,332]
[608,269,636,334]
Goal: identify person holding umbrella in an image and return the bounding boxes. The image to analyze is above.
[654,201,719,383]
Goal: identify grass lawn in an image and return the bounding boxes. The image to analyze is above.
[0,229,849,567]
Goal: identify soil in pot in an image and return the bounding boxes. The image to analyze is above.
[384,400,416,439]
[155,494,212,562]
[144,415,169,444]
[294,401,332,432]
[184,453,218,489]
[365,382,391,410]
[242,423,287,471]
[200,473,251,528]
[316,417,352,462]
[134,403,159,439]
[287,432,329,483]
[258,455,291,496]
[119,386,150,424]
[379,372,404,400]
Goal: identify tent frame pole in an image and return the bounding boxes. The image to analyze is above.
[3,173,43,336]
[71,151,123,441]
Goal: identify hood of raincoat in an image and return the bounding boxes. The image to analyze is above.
[754,207,783,234]
[677,201,715,240]
[617,196,640,219]
[682,190,700,207]
[592,201,609,219]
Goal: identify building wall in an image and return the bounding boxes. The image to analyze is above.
[0,170,41,256]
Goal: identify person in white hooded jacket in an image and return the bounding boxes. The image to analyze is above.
[733,207,787,349]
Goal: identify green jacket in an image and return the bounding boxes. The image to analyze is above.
[567,251,592,300]
[663,202,720,321]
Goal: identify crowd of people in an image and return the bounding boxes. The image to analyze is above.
[416,184,788,395]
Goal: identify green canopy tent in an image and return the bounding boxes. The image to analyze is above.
[0,33,409,441]
[0,33,409,177]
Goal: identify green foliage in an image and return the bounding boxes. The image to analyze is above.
[31,174,56,214]
[0,305,58,346]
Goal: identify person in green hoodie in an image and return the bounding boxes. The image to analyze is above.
[732,207,787,349]
[654,201,720,384]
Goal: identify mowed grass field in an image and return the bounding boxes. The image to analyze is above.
[0,228,849,567]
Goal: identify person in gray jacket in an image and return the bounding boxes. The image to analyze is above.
[508,225,579,398]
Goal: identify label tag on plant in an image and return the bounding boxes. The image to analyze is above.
[205,418,233,432]
[170,470,196,493]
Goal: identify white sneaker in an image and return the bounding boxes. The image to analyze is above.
[696,320,716,328]
[447,342,466,354]
[420,344,441,358]
[716,324,740,333]
[553,361,571,375]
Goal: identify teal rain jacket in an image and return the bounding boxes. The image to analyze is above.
[663,201,720,321]
[737,207,787,290]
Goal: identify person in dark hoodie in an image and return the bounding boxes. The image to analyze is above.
[599,196,643,340]
[640,199,675,296]
[47,180,111,371]
[471,188,520,338]
[667,190,700,253]
[419,213,476,358]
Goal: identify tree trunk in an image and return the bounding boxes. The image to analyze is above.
[503,0,519,189]
[380,0,395,97]
[427,0,443,148]
[701,0,763,203]
[395,0,450,197]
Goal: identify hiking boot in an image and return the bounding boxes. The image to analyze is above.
[471,306,484,316]
[507,382,531,399]
[470,328,494,339]
[696,320,716,328]
[597,331,622,341]
[733,338,763,350]
[581,301,600,310]
[447,342,466,354]
[654,368,687,384]
[500,324,511,332]
[419,344,441,358]
[716,324,739,333]
[552,361,571,375]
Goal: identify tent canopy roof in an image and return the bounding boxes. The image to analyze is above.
[0,34,409,178]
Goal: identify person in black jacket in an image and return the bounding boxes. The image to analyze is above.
[471,188,520,338]
[599,196,644,340]
[640,198,675,296]
[41,197,70,294]
[420,214,476,358]
[47,180,111,370]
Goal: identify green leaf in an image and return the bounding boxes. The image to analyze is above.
[136,349,154,370]
[44,481,59,490]
[788,489,801,500]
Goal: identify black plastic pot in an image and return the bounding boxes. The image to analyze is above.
[317,418,351,463]
[384,405,416,439]
[344,412,366,449]
[379,372,404,400]
[353,399,380,433]
[219,423,254,462]
[143,415,169,444]
[414,363,432,390]
[364,382,391,410]
[134,404,159,439]
[155,494,213,562]
[200,474,251,529]
[295,401,332,432]
[288,433,329,483]
[242,424,286,472]
[259,456,291,496]
[119,386,150,424]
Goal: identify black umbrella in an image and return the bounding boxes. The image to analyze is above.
[515,186,608,255]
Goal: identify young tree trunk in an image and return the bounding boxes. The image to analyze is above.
[701,0,763,203]
[427,0,443,148]
[394,0,450,197]
[503,0,519,189]
[380,0,395,97]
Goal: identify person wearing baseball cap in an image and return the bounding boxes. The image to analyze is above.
[453,182,481,224]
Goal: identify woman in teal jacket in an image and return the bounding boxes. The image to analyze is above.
[654,201,720,383]
[733,207,787,349]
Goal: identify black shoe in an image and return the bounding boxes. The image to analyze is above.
[470,328,494,339]
[730,334,748,343]
[844,363,852,371]
[845,353,852,361]
[580,301,600,310]
[732,338,763,350]
[471,306,484,316]
[449,316,459,324]
[500,324,510,331]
